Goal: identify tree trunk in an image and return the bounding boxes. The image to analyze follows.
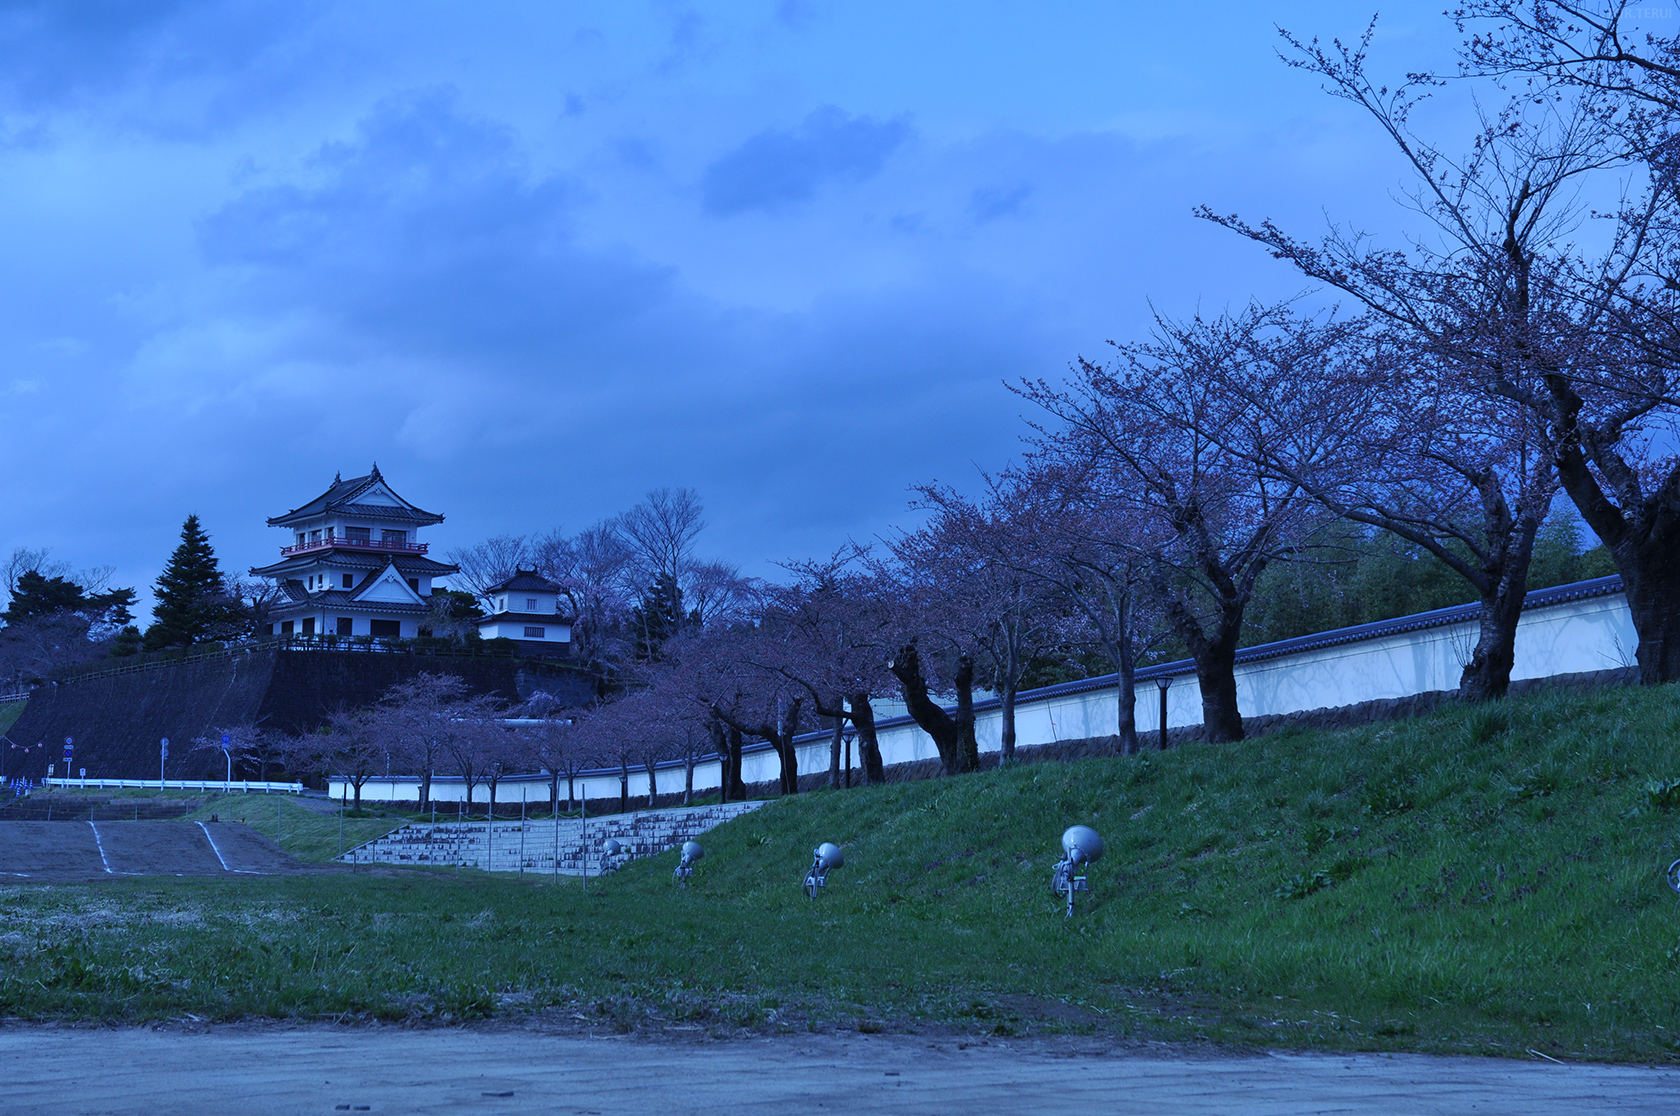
[549,769,559,817]
[645,760,658,808]
[618,762,628,813]
[418,770,432,814]
[1111,636,1139,754]
[1458,555,1533,702]
[1623,558,1680,684]
[684,755,694,805]
[487,779,497,822]
[999,682,1017,766]
[776,698,803,795]
[709,719,729,802]
[566,771,575,811]
[829,714,843,789]
[998,629,1020,765]
[1549,384,1680,684]
[1194,639,1244,744]
[849,693,885,784]
[352,779,363,811]
[889,643,980,774]
[728,725,745,799]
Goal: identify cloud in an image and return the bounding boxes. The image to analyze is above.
[969,182,1031,223]
[0,0,330,135]
[701,106,912,216]
[198,87,678,372]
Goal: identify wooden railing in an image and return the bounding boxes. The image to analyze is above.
[279,536,429,557]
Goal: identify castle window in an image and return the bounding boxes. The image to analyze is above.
[310,530,321,544]
[336,617,353,636]
[526,598,537,611]
[343,574,354,588]
[381,529,406,545]
[281,620,294,637]
[370,619,400,638]
[346,527,370,542]
[524,627,546,639]
[301,617,315,636]
[407,578,419,592]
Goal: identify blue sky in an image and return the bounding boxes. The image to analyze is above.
[0,1,1518,608]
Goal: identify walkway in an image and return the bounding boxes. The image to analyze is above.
[0,1028,1672,1114]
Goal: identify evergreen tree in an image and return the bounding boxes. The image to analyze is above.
[3,569,135,627]
[631,573,687,661]
[145,515,235,650]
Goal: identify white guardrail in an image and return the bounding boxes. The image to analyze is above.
[41,778,305,794]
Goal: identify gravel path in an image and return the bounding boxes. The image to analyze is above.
[0,1026,1673,1114]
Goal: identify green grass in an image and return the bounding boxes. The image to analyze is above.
[0,700,24,737]
[3,682,1680,1060]
[179,796,411,863]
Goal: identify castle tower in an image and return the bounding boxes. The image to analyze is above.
[250,465,460,641]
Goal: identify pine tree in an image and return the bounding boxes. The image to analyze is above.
[145,514,230,650]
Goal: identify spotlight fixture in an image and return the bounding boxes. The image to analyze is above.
[600,837,624,874]
[1051,825,1104,918]
[803,842,843,899]
[674,840,703,887]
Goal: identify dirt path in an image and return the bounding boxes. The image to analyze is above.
[0,821,306,879]
[0,1026,1673,1115]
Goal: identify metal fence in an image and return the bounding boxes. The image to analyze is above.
[42,777,305,794]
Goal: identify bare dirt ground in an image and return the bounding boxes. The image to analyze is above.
[0,1025,1673,1115]
[0,821,308,880]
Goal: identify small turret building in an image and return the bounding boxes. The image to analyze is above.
[475,569,574,657]
[250,466,459,641]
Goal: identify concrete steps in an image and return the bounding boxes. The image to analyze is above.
[340,801,765,874]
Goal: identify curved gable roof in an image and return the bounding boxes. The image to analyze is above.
[267,464,444,528]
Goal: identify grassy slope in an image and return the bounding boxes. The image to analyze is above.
[179,796,410,864]
[1,683,1678,1060]
[0,700,24,737]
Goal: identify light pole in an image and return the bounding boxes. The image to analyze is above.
[220,733,232,789]
[1155,677,1172,751]
[160,737,169,788]
[842,728,855,789]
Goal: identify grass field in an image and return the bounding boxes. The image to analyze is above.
[2,682,1679,1061]
[179,796,411,864]
[0,700,24,737]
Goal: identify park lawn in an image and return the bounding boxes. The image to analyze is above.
[1,682,1679,1061]
[0,700,24,737]
[179,796,412,864]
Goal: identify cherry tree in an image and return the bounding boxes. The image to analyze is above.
[1023,304,1328,742]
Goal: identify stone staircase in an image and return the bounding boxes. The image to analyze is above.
[339,800,766,874]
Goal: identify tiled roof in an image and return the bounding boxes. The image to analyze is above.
[485,569,564,594]
[266,465,444,528]
[790,574,1631,742]
[249,552,459,578]
[268,591,430,616]
[478,611,574,625]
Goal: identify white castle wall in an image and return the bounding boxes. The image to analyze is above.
[332,583,1637,808]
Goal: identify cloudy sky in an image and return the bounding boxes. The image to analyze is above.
[0,1,1525,608]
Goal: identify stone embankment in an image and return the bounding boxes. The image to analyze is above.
[339,801,765,874]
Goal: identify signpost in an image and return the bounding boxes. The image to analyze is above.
[160,737,169,788]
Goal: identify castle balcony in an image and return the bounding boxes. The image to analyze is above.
[279,535,430,558]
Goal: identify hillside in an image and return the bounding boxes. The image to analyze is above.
[1,681,1677,1060]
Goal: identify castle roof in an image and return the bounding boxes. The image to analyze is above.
[485,569,564,595]
[249,550,459,580]
[266,464,444,528]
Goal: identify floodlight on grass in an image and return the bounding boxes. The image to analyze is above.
[674,840,703,887]
[1668,858,1680,900]
[803,842,843,899]
[1051,825,1104,918]
[600,837,623,874]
